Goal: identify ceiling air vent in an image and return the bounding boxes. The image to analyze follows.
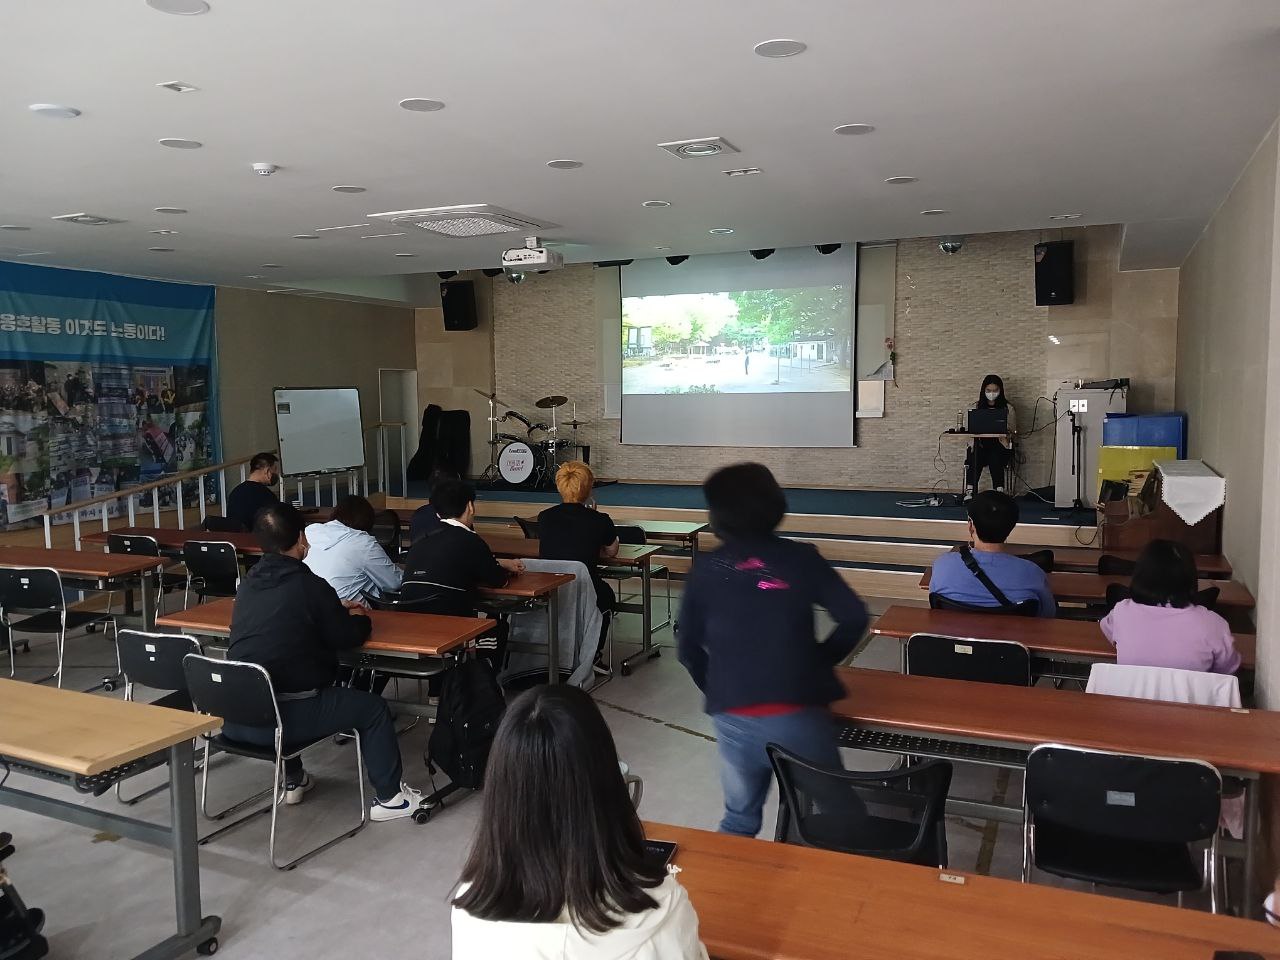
[52,212,125,226]
[366,204,557,239]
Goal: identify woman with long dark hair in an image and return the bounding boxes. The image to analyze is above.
[966,373,1017,500]
[451,685,708,959]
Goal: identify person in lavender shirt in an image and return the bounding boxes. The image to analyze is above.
[1100,539,1241,674]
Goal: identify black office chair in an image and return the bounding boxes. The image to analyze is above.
[1023,743,1222,911]
[1097,554,1136,576]
[107,533,186,615]
[371,510,402,560]
[1022,550,1055,573]
[602,524,672,631]
[514,516,539,539]
[928,593,1040,618]
[182,541,240,606]
[768,744,953,868]
[0,567,114,688]
[201,516,246,533]
[183,654,367,871]
[905,633,1032,686]
[114,629,203,804]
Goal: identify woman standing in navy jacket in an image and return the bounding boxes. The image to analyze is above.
[678,463,869,837]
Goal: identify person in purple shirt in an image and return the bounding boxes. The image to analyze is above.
[1100,539,1241,674]
[928,491,1057,617]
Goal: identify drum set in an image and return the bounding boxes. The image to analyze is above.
[476,389,589,489]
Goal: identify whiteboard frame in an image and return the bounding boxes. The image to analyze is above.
[273,385,366,477]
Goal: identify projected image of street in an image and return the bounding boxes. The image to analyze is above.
[622,286,852,395]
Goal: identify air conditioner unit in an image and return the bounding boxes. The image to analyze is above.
[365,204,557,239]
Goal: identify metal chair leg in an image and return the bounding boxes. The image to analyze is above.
[268,735,368,871]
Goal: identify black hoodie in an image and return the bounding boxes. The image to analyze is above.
[228,552,372,694]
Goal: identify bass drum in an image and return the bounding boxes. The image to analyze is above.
[497,440,539,486]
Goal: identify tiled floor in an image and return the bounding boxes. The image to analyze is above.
[2,592,1216,958]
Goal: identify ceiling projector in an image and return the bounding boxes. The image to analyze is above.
[501,236,564,272]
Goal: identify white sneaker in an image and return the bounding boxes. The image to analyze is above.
[963,490,974,502]
[283,773,314,806]
[994,486,1005,494]
[370,783,422,822]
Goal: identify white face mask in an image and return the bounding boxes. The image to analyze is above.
[985,390,1000,402]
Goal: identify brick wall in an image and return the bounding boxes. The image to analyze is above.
[486,224,1178,490]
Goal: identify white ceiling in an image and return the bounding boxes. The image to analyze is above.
[2,0,1279,291]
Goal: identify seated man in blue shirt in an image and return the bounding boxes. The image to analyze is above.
[929,491,1056,617]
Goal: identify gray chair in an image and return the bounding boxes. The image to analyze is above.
[0,567,114,687]
[602,524,672,631]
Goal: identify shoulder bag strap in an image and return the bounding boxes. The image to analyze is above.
[959,545,1015,609]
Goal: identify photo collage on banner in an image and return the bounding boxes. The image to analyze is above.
[0,260,219,529]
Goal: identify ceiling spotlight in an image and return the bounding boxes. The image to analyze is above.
[708,227,734,235]
[158,138,202,149]
[665,255,689,266]
[749,248,775,260]
[293,234,319,240]
[920,209,949,216]
[245,275,262,279]
[659,137,738,159]
[815,243,842,255]
[331,185,366,193]
[884,176,918,185]
[28,104,81,119]
[1049,213,1083,221]
[156,80,199,93]
[261,263,283,269]
[753,38,807,58]
[438,270,459,279]
[723,167,762,177]
[148,247,175,252]
[154,207,187,214]
[653,245,670,251]
[833,123,875,136]
[51,212,124,226]
[252,162,279,176]
[0,225,31,231]
[481,268,503,278]
[146,0,210,14]
[642,200,671,208]
[546,160,583,170]
[149,228,180,235]
[399,98,445,112]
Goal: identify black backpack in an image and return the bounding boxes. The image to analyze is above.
[426,659,506,789]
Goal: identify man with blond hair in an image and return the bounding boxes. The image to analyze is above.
[537,461,620,613]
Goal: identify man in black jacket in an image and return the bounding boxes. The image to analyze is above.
[224,451,283,532]
[225,503,421,821]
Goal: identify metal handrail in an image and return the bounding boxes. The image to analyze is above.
[31,455,258,519]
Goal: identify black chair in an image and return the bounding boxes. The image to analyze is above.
[182,654,367,870]
[371,510,402,560]
[905,632,1032,686]
[1023,743,1222,911]
[602,524,672,631]
[929,593,1040,618]
[514,516,539,539]
[201,516,246,534]
[1022,549,1055,573]
[182,541,240,606]
[1097,554,1136,576]
[768,744,953,867]
[0,567,114,687]
[114,629,202,804]
[107,533,186,615]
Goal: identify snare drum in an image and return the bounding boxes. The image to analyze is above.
[498,440,537,485]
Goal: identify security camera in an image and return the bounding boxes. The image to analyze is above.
[505,268,526,284]
[252,162,279,176]
[939,236,964,255]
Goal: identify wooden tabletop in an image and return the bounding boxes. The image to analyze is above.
[80,525,263,555]
[155,597,494,656]
[0,545,163,580]
[919,566,1255,610]
[479,571,575,599]
[1020,544,1233,578]
[872,604,1257,669]
[477,532,660,567]
[0,678,219,777]
[833,666,1280,775]
[648,821,1280,960]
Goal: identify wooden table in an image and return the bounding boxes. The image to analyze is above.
[1020,544,1233,578]
[81,525,263,556]
[477,571,575,685]
[648,821,1280,960]
[832,665,1280,916]
[871,603,1257,670]
[478,533,665,676]
[0,544,164,631]
[0,678,222,958]
[918,566,1255,612]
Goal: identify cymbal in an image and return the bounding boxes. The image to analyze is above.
[565,418,587,427]
[535,395,568,409]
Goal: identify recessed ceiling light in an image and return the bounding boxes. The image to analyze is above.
[0,225,30,231]
[399,98,445,112]
[546,160,583,170]
[394,253,416,258]
[833,123,875,136]
[154,206,187,214]
[314,223,369,232]
[293,234,319,240]
[659,137,738,159]
[331,185,366,194]
[1049,213,1083,221]
[261,263,283,268]
[147,0,210,13]
[642,200,671,208]
[245,275,262,279]
[653,245,670,251]
[28,104,81,119]
[51,212,124,226]
[884,176,918,185]
[920,209,949,216]
[723,167,762,177]
[156,80,199,93]
[149,228,179,235]
[158,138,202,149]
[14,251,51,258]
[148,246,175,252]
[360,233,407,239]
[753,38,807,58]
[708,227,734,235]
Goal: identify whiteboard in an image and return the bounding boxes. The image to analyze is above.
[273,387,365,476]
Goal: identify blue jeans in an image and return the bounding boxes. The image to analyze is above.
[711,708,842,837]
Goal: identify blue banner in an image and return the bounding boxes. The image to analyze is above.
[0,260,219,527]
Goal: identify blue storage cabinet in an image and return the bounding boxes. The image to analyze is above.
[1103,413,1187,459]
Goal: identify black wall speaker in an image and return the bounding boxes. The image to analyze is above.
[1034,240,1074,306]
[441,280,478,330]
